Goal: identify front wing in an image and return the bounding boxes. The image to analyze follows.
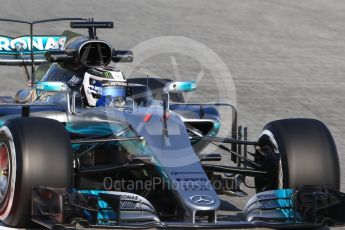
[31,186,345,229]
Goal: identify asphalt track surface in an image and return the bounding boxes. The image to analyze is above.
[0,0,344,229]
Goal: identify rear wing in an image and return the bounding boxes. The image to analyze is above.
[0,18,86,84]
[0,18,133,85]
[0,35,67,66]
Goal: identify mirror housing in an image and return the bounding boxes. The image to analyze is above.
[163,81,197,93]
[162,81,197,117]
[35,81,73,114]
[35,81,69,92]
[112,50,134,63]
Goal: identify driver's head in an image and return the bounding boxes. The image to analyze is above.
[82,67,127,107]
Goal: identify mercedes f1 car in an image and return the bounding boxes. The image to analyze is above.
[0,18,343,229]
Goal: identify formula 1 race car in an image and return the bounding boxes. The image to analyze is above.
[0,18,343,229]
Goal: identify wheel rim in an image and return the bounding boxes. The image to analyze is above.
[0,143,9,203]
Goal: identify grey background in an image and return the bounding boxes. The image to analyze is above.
[0,0,344,229]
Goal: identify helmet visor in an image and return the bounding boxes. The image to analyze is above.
[102,86,126,98]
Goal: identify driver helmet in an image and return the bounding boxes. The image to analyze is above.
[82,66,127,107]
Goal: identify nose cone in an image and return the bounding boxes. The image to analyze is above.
[126,108,220,215]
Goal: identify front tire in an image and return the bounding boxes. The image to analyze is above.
[0,117,73,227]
[255,118,340,192]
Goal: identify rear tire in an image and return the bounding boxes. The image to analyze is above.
[255,118,340,192]
[0,117,73,227]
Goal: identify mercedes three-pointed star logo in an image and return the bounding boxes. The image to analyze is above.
[190,195,215,205]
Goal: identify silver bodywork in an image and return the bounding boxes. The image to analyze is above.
[0,91,222,221]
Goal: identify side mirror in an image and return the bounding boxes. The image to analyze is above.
[35,81,73,114]
[112,50,134,63]
[35,81,69,92]
[163,81,197,93]
[162,81,197,121]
